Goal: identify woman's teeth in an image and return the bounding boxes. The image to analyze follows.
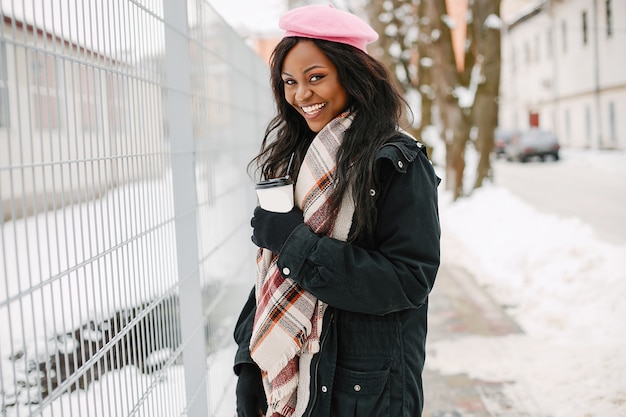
[302,103,325,114]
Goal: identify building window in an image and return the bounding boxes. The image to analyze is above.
[106,73,127,133]
[511,45,516,76]
[524,40,530,64]
[585,105,591,146]
[608,101,616,145]
[606,0,613,37]
[561,21,567,53]
[534,33,540,62]
[74,63,100,131]
[564,108,570,146]
[29,50,62,130]
[582,11,588,45]
[0,40,9,128]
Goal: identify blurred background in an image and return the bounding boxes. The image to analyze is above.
[1,0,624,416]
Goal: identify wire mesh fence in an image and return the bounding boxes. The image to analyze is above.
[0,0,273,415]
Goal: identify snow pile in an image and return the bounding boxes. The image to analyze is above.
[430,177,626,417]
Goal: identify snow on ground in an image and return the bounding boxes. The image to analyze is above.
[428,148,626,417]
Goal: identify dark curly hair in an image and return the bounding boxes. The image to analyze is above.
[249,37,409,242]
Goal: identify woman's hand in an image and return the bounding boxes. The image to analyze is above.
[236,363,267,417]
[251,206,304,254]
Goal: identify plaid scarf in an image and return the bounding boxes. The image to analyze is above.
[250,112,355,417]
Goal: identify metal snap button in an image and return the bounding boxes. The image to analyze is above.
[369,188,376,196]
[282,267,290,276]
[397,160,404,168]
[353,384,361,392]
[321,385,328,393]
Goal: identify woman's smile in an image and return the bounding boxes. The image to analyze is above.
[301,102,326,116]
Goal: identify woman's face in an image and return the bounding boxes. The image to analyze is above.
[281,40,348,133]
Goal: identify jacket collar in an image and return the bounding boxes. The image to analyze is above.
[376,132,426,173]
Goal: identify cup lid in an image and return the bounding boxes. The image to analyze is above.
[255,176,293,189]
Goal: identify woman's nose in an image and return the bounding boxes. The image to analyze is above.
[295,85,312,102]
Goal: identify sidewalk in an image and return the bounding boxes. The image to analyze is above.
[422,263,540,417]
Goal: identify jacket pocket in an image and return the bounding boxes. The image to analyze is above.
[330,365,390,417]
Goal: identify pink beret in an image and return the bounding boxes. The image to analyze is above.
[279,5,379,53]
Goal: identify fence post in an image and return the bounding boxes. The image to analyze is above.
[162,1,209,416]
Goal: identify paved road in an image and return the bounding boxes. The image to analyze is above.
[491,150,626,246]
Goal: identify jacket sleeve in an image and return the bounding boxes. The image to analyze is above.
[233,286,257,374]
[276,149,440,316]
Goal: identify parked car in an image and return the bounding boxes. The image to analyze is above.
[494,128,520,158]
[504,128,560,162]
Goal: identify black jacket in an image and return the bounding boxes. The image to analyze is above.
[234,135,441,417]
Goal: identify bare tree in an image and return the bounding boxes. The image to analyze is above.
[356,0,502,200]
[420,0,472,199]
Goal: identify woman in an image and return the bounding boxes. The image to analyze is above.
[234,5,440,417]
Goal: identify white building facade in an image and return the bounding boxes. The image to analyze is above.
[499,0,626,149]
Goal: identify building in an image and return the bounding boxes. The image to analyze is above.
[0,9,249,221]
[499,0,626,149]
[0,14,166,221]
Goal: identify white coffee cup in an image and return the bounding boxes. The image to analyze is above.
[255,177,294,213]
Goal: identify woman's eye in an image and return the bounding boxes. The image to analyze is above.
[283,79,295,85]
[310,75,324,82]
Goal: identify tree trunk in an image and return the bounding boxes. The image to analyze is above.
[471,0,501,189]
[423,0,471,199]
[416,0,433,138]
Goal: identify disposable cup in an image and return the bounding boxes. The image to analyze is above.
[255,177,294,213]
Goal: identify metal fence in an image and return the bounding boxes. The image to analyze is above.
[0,0,273,416]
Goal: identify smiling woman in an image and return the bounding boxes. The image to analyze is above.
[233,4,442,417]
